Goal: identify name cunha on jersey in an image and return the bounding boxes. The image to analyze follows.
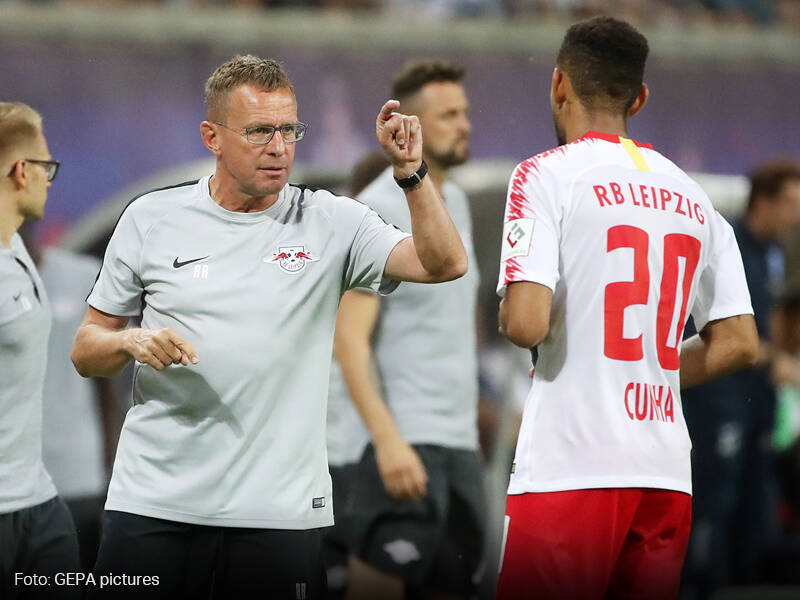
[593,181,706,225]
[624,382,676,423]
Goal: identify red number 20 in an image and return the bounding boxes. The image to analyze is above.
[603,225,701,370]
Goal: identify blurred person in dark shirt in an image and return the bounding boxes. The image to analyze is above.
[762,292,800,584]
[682,159,800,598]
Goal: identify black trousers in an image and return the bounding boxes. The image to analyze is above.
[64,495,104,574]
[0,496,81,600]
[88,510,327,599]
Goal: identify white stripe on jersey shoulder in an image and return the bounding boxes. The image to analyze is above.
[514,142,578,177]
[510,134,616,184]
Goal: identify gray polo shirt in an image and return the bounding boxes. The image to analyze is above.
[87,175,409,529]
[326,346,372,467]
[327,168,480,454]
[0,234,57,514]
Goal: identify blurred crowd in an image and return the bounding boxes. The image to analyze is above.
[677,160,800,599]
[5,0,800,30]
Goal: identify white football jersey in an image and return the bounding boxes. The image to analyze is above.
[497,131,753,495]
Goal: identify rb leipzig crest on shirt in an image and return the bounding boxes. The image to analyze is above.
[266,245,320,274]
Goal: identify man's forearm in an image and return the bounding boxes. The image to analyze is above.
[404,176,467,281]
[337,344,401,444]
[72,324,134,378]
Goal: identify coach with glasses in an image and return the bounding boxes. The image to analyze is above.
[0,102,80,600]
[71,55,467,598]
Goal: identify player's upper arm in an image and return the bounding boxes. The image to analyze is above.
[496,159,561,298]
[383,238,456,284]
[680,313,760,388]
[80,305,130,332]
[691,210,753,332]
[700,313,759,364]
[500,281,553,348]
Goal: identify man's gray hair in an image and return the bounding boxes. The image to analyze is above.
[0,102,43,163]
[204,55,295,120]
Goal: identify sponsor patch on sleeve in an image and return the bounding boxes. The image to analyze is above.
[501,217,535,262]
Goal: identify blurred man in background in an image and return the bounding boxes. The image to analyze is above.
[323,150,389,600]
[0,102,80,599]
[37,244,121,574]
[767,293,800,585]
[682,158,800,597]
[71,55,467,598]
[337,59,486,600]
[18,226,123,575]
[496,17,758,599]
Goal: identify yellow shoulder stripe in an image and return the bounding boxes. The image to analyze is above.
[620,137,650,172]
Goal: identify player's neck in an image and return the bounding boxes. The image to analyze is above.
[209,173,279,213]
[567,113,629,144]
[0,198,24,248]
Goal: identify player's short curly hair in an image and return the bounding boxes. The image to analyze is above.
[204,55,294,120]
[0,102,43,163]
[390,59,465,105]
[557,16,649,115]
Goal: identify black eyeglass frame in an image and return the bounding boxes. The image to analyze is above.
[7,158,60,182]
[213,121,308,145]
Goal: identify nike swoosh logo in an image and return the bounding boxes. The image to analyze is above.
[13,292,22,301]
[173,256,209,269]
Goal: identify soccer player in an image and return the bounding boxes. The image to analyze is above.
[336,59,485,600]
[0,102,80,599]
[70,55,467,598]
[495,17,760,600]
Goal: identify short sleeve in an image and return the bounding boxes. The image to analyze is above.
[496,160,561,297]
[86,206,146,316]
[344,203,410,295]
[691,211,753,332]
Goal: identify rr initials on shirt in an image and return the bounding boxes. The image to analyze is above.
[193,264,209,280]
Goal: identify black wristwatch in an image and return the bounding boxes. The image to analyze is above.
[393,160,428,189]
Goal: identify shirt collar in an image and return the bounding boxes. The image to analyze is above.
[580,130,654,150]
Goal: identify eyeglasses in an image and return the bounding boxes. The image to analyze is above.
[214,121,308,145]
[7,159,60,182]
[26,159,60,182]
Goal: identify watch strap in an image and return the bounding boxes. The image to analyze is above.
[393,160,429,189]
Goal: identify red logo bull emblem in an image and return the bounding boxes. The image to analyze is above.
[266,245,320,274]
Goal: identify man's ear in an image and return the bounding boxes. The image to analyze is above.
[551,67,568,107]
[627,83,649,118]
[7,159,27,189]
[200,121,222,157]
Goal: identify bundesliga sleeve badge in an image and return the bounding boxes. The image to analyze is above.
[501,217,535,262]
[265,245,320,274]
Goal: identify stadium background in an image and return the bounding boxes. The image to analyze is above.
[2,1,799,598]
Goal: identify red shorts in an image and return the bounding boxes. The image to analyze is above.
[496,488,691,600]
